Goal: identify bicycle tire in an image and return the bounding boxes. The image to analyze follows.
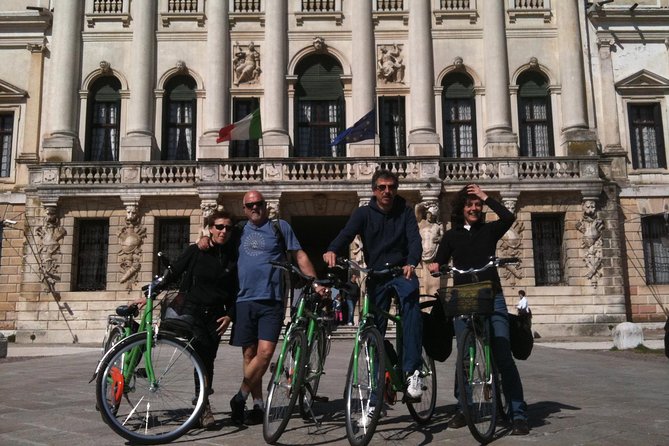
[344,327,385,446]
[299,325,327,419]
[95,333,206,445]
[407,345,437,424]
[102,326,124,354]
[456,325,498,444]
[263,328,307,444]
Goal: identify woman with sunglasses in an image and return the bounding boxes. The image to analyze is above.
[168,209,239,429]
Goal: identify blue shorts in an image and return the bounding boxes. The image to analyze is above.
[231,299,284,347]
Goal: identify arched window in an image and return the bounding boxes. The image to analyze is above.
[442,72,477,158]
[517,71,554,157]
[162,75,197,160]
[85,76,121,161]
[294,55,345,157]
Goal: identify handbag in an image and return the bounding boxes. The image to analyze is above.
[509,310,534,360]
[422,298,454,362]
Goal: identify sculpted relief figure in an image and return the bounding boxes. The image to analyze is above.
[233,41,261,86]
[118,205,147,290]
[377,44,405,84]
[500,199,523,285]
[575,200,605,287]
[36,206,66,286]
[416,201,443,295]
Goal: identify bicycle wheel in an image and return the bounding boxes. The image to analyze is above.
[456,326,498,444]
[344,327,385,446]
[263,328,307,444]
[95,333,206,445]
[299,326,327,419]
[102,326,124,354]
[407,345,437,424]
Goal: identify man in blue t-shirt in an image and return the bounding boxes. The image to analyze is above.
[229,190,324,425]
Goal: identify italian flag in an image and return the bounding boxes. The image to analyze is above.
[216,109,262,143]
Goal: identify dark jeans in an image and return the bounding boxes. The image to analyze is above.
[367,274,422,373]
[346,298,356,324]
[453,292,527,421]
[183,303,224,396]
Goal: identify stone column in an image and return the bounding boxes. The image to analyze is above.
[596,38,627,179]
[20,42,47,168]
[407,0,440,156]
[42,1,84,162]
[262,0,290,157]
[199,0,231,158]
[349,0,377,157]
[120,0,157,161]
[482,1,517,157]
[556,0,597,155]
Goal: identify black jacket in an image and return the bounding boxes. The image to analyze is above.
[434,197,514,288]
[172,241,238,317]
[327,195,422,270]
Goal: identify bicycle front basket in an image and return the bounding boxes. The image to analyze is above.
[437,281,495,317]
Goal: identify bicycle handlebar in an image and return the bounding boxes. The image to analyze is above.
[431,256,519,278]
[335,257,403,278]
[270,260,316,283]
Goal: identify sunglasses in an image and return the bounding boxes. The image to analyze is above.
[374,184,398,192]
[213,224,234,231]
[244,200,266,209]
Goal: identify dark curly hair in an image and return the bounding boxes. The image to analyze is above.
[450,185,483,226]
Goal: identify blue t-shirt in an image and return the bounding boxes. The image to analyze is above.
[237,219,302,302]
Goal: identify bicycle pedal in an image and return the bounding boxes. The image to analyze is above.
[402,394,422,404]
[312,395,329,402]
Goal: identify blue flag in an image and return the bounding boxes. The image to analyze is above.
[330,109,376,146]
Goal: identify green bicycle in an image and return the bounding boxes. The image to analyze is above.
[339,258,437,446]
[433,256,518,444]
[263,260,333,444]
[92,267,207,445]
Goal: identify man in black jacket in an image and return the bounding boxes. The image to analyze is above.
[428,184,529,435]
[323,169,424,400]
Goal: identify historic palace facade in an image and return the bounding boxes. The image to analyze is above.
[0,0,666,343]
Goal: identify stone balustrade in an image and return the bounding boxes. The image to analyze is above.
[28,156,603,196]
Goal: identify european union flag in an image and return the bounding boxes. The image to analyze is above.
[330,109,376,146]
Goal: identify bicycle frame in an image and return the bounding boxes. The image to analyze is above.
[464,314,494,386]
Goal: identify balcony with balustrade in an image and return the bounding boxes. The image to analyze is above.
[28,155,605,202]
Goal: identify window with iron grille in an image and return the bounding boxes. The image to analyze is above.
[641,215,669,284]
[0,113,13,177]
[295,55,345,157]
[379,96,406,156]
[628,103,667,170]
[85,77,121,161]
[162,75,197,161]
[442,72,477,158]
[155,218,190,277]
[74,219,109,291]
[518,71,554,157]
[531,213,564,285]
[230,98,260,157]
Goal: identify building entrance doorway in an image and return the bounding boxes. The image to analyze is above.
[290,215,349,278]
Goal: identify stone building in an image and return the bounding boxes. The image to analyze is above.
[0,0,665,343]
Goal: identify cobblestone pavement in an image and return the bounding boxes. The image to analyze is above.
[0,340,667,446]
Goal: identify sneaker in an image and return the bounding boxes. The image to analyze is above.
[447,411,467,429]
[512,418,530,435]
[405,370,423,399]
[229,395,246,425]
[199,402,216,430]
[245,404,263,425]
[347,322,354,326]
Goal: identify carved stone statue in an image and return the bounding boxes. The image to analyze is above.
[377,44,405,84]
[118,204,147,290]
[499,199,523,286]
[233,41,261,86]
[575,199,605,287]
[36,206,67,286]
[416,201,443,295]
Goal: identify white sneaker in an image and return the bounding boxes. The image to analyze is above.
[358,404,386,428]
[406,370,423,399]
